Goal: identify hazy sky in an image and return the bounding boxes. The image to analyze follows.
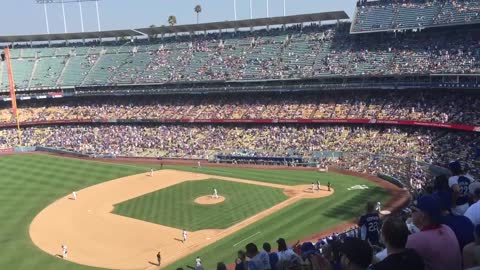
[3,0,357,36]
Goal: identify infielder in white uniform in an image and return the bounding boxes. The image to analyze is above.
[213,188,219,199]
[183,229,187,243]
[72,191,77,200]
[61,244,68,259]
[311,183,315,192]
[196,256,202,266]
[150,168,154,177]
[317,181,321,190]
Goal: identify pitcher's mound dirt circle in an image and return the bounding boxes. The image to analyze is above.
[194,195,226,205]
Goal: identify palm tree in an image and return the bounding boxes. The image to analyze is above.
[168,15,177,26]
[194,5,202,24]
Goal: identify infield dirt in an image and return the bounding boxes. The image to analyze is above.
[29,169,333,270]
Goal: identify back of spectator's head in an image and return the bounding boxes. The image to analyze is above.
[277,238,288,251]
[300,242,317,260]
[217,262,227,270]
[412,195,442,227]
[434,191,452,212]
[449,161,463,175]
[237,250,246,260]
[366,201,375,213]
[339,237,372,270]
[381,216,409,250]
[433,175,449,192]
[263,242,271,252]
[245,243,259,257]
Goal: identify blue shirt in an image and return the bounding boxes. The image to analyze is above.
[442,213,475,251]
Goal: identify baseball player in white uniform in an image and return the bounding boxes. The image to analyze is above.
[376,201,381,212]
[311,183,315,192]
[196,256,202,266]
[183,229,187,243]
[72,191,77,200]
[197,161,201,168]
[150,168,154,177]
[317,180,321,190]
[61,244,68,259]
[213,188,218,199]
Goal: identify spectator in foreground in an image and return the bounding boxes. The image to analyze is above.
[276,238,301,270]
[358,201,381,245]
[370,217,424,270]
[235,250,248,270]
[245,242,270,270]
[310,237,373,270]
[435,190,474,251]
[406,195,462,270]
[263,242,278,270]
[448,161,474,215]
[465,182,480,226]
[463,224,480,270]
[217,262,227,270]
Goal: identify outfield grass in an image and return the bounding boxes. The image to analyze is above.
[0,154,390,270]
[113,179,287,230]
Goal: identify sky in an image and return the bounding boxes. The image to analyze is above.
[2,0,357,36]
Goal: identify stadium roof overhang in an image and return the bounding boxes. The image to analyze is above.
[0,11,348,43]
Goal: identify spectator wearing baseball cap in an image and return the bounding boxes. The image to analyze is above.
[465,182,480,226]
[406,195,462,270]
[370,217,424,270]
[463,224,480,269]
[435,190,475,251]
[448,161,475,215]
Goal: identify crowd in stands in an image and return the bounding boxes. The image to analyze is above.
[1,91,478,125]
[354,0,480,32]
[2,21,480,90]
[1,124,478,180]
[195,166,480,270]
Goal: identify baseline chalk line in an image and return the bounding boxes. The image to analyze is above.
[233,232,261,247]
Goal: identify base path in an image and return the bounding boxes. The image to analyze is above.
[29,169,333,270]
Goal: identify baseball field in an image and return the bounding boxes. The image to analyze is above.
[0,153,401,270]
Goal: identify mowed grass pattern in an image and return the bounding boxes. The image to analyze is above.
[161,166,390,270]
[0,154,390,270]
[113,179,287,231]
[0,154,153,270]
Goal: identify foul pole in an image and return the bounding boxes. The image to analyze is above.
[4,48,22,145]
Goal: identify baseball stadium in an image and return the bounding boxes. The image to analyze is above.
[1,1,480,270]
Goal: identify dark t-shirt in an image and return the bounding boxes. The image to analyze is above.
[359,212,380,244]
[268,252,278,270]
[442,213,475,251]
[370,249,424,270]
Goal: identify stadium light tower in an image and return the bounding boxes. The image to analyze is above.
[35,0,102,33]
[233,0,237,20]
[266,0,269,17]
[249,0,252,19]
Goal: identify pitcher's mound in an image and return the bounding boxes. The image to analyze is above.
[194,195,225,205]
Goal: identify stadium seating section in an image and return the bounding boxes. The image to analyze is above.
[0,91,477,125]
[352,0,480,33]
[1,21,480,91]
